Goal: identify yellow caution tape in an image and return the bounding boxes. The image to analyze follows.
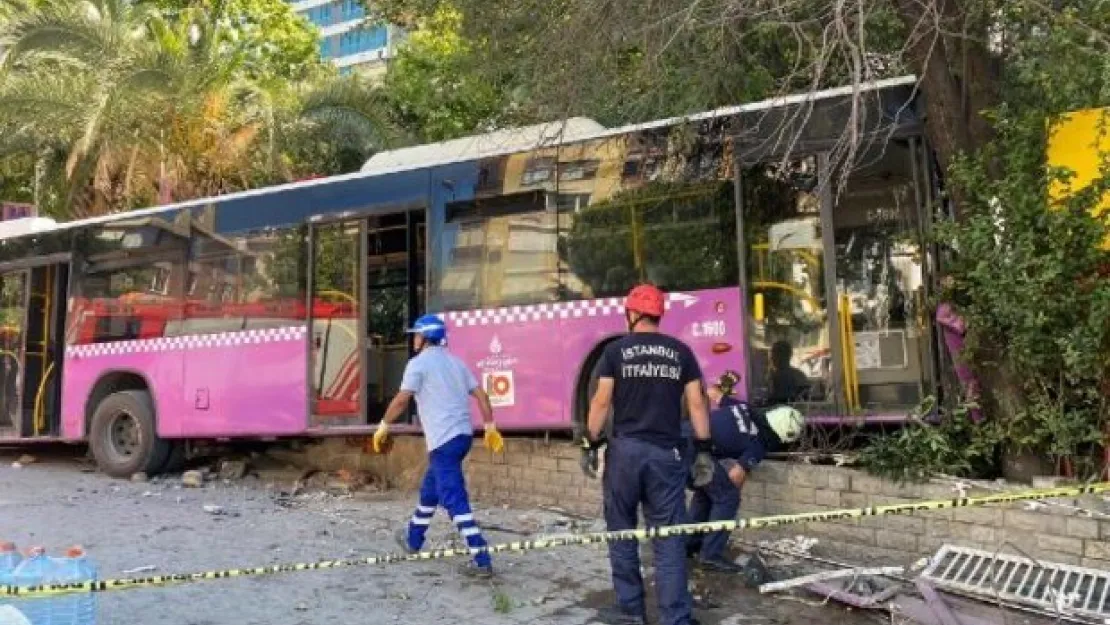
[2,481,1107,599]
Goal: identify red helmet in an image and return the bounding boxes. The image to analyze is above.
[625,284,666,317]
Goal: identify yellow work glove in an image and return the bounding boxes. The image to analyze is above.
[483,424,505,454]
[372,420,392,454]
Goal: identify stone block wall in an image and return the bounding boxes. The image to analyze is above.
[290,435,1110,567]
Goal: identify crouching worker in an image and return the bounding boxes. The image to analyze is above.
[685,400,804,572]
[373,314,505,578]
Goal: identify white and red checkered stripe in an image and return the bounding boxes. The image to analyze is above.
[65,326,307,359]
[443,294,682,328]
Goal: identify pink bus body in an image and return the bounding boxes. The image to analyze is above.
[56,287,744,439]
[0,77,937,476]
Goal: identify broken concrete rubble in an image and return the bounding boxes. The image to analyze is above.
[217,459,248,481]
[181,470,205,488]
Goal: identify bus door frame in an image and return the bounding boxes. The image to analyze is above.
[733,135,941,416]
[304,203,428,429]
[0,252,72,438]
[306,213,369,428]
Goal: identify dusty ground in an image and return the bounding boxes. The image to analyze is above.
[0,447,1011,625]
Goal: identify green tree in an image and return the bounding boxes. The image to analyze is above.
[924,11,1110,477]
[0,0,398,217]
[381,5,512,142]
[141,0,325,82]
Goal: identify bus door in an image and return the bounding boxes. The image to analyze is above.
[741,144,937,419]
[365,210,425,424]
[309,218,365,427]
[308,209,426,429]
[0,258,69,438]
[829,139,936,416]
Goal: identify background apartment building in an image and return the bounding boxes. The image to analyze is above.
[287,0,398,78]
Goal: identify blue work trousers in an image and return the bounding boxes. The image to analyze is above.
[686,460,741,562]
[603,437,694,625]
[404,434,491,568]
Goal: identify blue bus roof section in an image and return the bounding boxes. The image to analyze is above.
[3,74,919,240]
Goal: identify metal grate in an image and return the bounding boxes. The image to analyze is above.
[920,544,1110,620]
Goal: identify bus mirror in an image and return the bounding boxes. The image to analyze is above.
[753,293,765,322]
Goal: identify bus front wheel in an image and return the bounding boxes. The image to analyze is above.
[89,390,171,479]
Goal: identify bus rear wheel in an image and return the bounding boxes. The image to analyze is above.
[89,390,171,479]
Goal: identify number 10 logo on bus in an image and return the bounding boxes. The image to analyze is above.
[483,371,515,408]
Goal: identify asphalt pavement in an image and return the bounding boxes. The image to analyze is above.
[0,448,881,625]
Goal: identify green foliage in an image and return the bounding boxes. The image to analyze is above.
[491,590,513,614]
[0,0,395,217]
[859,399,1002,482]
[372,0,908,126]
[863,0,1110,479]
[381,5,513,142]
[141,0,325,81]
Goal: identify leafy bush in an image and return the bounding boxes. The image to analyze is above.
[860,399,1002,482]
[863,4,1110,480]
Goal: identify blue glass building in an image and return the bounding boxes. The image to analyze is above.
[288,0,396,75]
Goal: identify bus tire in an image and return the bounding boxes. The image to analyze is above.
[89,390,171,479]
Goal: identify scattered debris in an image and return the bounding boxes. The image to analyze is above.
[121,565,157,575]
[202,504,236,517]
[131,472,149,483]
[803,574,902,609]
[16,455,35,466]
[294,602,309,612]
[734,553,774,588]
[218,460,249,481]
[893,594,997,625]
[934,474,1110,519]
[1031,475,1070,489]
[181,470,205,488]
[756,535,818,565]
[760,566,904,594]
[919,544,1110,621]
[718,616,773,625]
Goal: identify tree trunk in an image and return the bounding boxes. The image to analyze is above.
[892,0,999,217]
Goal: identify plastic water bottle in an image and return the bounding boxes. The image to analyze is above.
[0,543,21,585]
[49,547,96,625]
[8,548,54,625]
[0,543,29,625]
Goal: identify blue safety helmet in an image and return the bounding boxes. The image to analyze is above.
[406,314,446,343]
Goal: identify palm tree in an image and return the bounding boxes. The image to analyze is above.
[0,0,182,215]
[0,0,403,218]
[243,74,407,183]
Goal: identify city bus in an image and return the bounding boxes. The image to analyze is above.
[0,76,940,477]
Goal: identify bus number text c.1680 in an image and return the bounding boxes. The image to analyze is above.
[690,320,727,338]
